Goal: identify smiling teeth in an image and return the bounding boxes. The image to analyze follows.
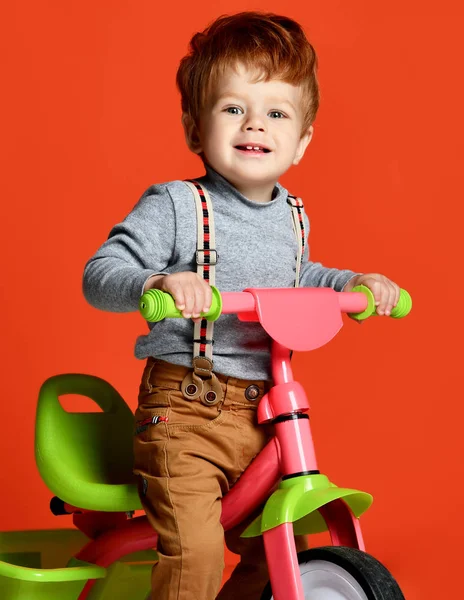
[245,146,262,150]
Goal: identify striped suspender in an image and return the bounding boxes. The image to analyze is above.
[185,181,306,365]
[287,194,306,289]
[184,180,217,362]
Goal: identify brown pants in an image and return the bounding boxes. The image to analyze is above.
[133,358,307,600]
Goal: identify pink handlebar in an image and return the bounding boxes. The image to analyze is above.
[219,289,367,316]
[139,285,410,353]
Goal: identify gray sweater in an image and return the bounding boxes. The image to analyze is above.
[83,165,357,380]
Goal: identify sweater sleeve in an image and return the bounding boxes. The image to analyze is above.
[82,185,176,312]
[299,213,360,292]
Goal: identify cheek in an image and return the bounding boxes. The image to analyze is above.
[204,123,225,148]
[276,130,300,155]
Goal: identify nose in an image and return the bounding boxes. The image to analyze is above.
[242,112,266,132]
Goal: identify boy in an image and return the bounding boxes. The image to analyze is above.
[83,11,400,600]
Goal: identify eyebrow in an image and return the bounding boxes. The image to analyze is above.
[216,93,297,112]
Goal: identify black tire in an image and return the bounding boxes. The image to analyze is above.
[260,546,405,600]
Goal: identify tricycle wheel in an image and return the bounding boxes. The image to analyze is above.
[260,546,405,600]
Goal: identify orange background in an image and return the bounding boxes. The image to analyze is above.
[1,1,463,598]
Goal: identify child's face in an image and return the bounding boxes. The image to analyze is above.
[184,63,313,196]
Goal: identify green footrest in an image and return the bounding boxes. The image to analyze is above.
[0,529,156,600]
[0,558,106,600]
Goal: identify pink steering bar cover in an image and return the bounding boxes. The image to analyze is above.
[240,287,344,351]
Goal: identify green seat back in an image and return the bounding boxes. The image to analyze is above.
[35,374,142,512]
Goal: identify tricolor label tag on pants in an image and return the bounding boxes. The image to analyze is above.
[135,415,169,435]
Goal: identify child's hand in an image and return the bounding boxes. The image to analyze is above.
[144,272,212,321]
[343,273,400,316]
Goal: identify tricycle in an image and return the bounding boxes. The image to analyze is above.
[0,283,411,599]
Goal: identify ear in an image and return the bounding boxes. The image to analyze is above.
[181,113,203,154]
[293,125,314,165]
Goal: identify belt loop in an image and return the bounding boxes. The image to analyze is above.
[141,358,155,392]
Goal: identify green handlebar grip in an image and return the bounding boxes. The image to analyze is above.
[350,285,412,320]
[139,285,222,323]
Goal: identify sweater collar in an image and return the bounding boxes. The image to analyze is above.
[199,163,287,207]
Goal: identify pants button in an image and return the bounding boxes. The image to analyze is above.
[185,384,198,396]
[245,385,260,401]
[204,391,218,405]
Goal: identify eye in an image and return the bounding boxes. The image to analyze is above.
[269,111,286,119]
[225,106,244,115]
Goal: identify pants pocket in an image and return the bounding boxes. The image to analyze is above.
[134,403,170,442]
[133,403,170,478]
[166,388,225,430]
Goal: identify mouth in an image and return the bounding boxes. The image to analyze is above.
[234,144,272,154]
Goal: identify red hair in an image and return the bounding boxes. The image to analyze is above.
[176,12,320,133]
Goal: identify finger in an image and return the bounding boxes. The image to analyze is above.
[393,284,401,308]
[182,284,196,318]
[361,277,382,306]
[168,282,186,311]
[203,283,213,313]
[192,283,206,318]
[384,283,398,316]
[376,282,390,315]
[368,279,382,308]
